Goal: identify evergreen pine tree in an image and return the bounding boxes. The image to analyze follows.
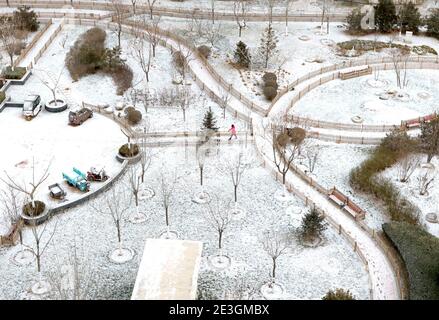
[399,1,421,34]
[234,41,251,68]
[426,9,439,40]
[375,0,397,33]
[299,208,327,242]
[259,23,279,69]
[202,107,219,131]
[346,8,364,34]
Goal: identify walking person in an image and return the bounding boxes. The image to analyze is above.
[228,124,237,141]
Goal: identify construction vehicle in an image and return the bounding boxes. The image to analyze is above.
[62,167,90,192]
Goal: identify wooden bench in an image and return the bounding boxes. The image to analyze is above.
[328,187,365,220]
[402,113,438,129]
[339,66,372,80]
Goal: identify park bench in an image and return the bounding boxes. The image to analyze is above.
[328,187,365,220]
[339,66,372,80]
[402,113,438,129]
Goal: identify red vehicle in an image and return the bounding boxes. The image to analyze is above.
[87,167,109,182]
[68,107,93,126]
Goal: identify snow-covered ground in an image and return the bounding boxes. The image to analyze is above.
[153,18,439,110]
[289,69,439,125]
[380,155,439,237]
[296,139,389,231]
[0,107,125,235]
[0,145,370,300]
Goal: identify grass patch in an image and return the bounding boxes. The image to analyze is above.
[2,66,27,80]
[0,91,5,104]
[383,222,439,300]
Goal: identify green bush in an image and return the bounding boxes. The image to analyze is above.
[299,208,327,242]
[119,143,139,157]
[349,129,420,225]
[426,8,439,40]
[375,0,397,33]
[2,66,27,79]
[398,1,421,34]
[383,222,439,300]
[0,91,6,104]
[13,5,39,32]
[346,8,365,35]
[322,288,356,300]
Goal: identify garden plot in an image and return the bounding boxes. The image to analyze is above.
[8,23,245,133]
[0,107,125,235]
[380,156,439,238]
[0,145,369,300]
[289,69,439,125]
[155,16,439,110]
[295,139,389,231]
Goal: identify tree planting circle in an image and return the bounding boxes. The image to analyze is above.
[31,280,51,295]
[351,116,364,123]
[208,254,231,270]
[139,186,155,200]
[229,206,246,221]
[274,189,294,202]
[11,249,35,266]
[426,212,438,223]
[302,235,324,248]
[298,35,311,41]
[159,230,178,240]
[109,247,135,264]
[260,282,285,300]
[417,91,431,99]
[366,78,389,88]
[129,211,148,224]
[192,191,211,204]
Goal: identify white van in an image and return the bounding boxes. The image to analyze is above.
[23,94,43,120]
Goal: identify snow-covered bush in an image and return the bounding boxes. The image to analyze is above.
[197,45,211,59]
[125,106,142,125]
[112,64,134,96]
[322,288,356,300]
[13,5,39,32]
[299,208,327,243]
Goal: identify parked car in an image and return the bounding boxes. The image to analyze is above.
[68,107,93,126]
[23,94,43,120]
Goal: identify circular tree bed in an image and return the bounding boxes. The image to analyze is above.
[45,99,68,113]
[116,143,141,163]
[20,201,50,225]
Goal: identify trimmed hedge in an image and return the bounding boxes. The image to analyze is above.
[383,222,439,300]
[349,129,420,224]
[2,66,27,80]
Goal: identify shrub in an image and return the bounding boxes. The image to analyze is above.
[287,127,306,146]
[264,79,278,90]
[349,128,420,224]
[262,72,277,83]
[112,64,133,95]
[383,222,439,300]
[197,45,211,59]
[322,288,356,300]
[2,66,27,79]
[426,9,439,40]
[375,0,397,33]
[125,107,142,125]
[119,143,139,157]
[0,91,6,104]
[299,208,327,242]
[346,8,364,35]
[263,86,277,101]
[172,51,185,70]
[13,5,39,32]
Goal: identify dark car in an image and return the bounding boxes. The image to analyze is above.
[68,107,93,126]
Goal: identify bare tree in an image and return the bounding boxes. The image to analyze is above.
[233,0,249,38]
[48,241,94,300]
[1,159,51,215]
[417,169,435,196]
[218,88,231,119]
[130,0,137,14]
[210,0,216,25]
[317,0,334,34]
[146,0,158,19]
[304,144,320,174]
[204,21,223,48]
[196,141,208,189]
[203,196,232,256]
[144,16,161,58]
[159,170,179,237]
[139,125,153,184]
[34,67,65,107]
[0,187,23,244]
[260,229,291,285]
[90,185,131,253]
[24,216,59,274]
[110,0,125,48]
[397,154,420,182]
[272,127,305,188]
[0,16,26,70]
[130,23,153,82]
[218,148,252,204]
[283,0,298,36]
[175,85,193,122]
[172,43,194,80]
[391,50,410,90]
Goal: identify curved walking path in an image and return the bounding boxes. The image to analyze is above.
[11,10,402,299]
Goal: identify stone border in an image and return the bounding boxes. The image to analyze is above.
[45,100,68,113]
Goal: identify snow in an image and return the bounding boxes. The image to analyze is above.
[0,145,370,300]
[290,70,439,125]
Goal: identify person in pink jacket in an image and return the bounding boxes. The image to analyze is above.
[228,124,237,141]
